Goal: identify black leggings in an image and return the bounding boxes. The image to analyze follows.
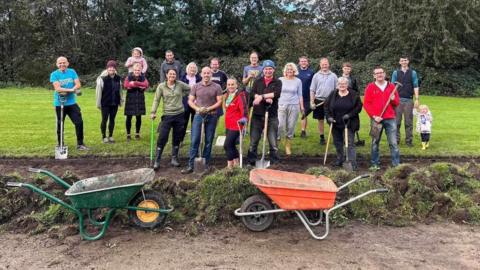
[180,107,195,142]
[56,104,84,145]
[101,106,118,138]
[126,115,142,135]
[224,129,240,161]
[421,133,430,142]
[156,113,185,149]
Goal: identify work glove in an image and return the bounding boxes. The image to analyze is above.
[237,117,247,125]
[327,117,335,124]
[390,93,395,101]
[342,114,350,121]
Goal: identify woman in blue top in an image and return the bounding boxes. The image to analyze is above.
[278,62,304,156]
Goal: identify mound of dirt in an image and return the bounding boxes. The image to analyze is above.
[1,160,479,240]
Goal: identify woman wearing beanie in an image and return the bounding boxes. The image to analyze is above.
[96,60,123,143]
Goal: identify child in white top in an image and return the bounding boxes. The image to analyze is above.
[413,104,432,150]
[125,47,148,74]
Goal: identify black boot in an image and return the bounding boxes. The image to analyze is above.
[153,147,163,171]
[171,146,180,167]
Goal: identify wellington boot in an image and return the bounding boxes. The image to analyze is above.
[285,138,292,156]
[153,147,163,170]
[421,142,426,150]
[171,146,180,167]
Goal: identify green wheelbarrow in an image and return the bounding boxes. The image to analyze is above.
[6,167,173,241]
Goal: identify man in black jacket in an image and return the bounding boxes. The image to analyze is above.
[247,60,282,165]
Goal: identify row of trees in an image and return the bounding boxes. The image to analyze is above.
[1,0,479,95]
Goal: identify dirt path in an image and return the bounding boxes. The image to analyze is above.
[0,222,478,270]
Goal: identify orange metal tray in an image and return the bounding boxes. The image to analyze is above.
[250,169,338,210]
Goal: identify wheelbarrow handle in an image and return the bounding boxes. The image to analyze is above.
[375,188,389,193]
[27,168,71,189]
[28,167,43,173]
[6,182,23,187]
[337,174,371,191]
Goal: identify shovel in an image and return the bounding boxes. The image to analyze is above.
[55,97,68,160]
[323,122,333,165]
[301,100,325,120]
[150,119,155,167]
[256,110,270,169]
[194,118,207,173]
[343,122,353,172]
[237,121,245,168]
[355,131,365,146]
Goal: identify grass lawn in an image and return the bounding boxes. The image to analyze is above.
[0,87,479,158]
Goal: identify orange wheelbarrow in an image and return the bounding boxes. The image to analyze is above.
[234,169,388,240]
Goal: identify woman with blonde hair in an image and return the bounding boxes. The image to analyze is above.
[180,62,201,142]
[278,62,304,156]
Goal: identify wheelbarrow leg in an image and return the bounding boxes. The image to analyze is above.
[297,210,323,226]
[78,209,116,241]
[295,188,389,240]
[295,210,331,240]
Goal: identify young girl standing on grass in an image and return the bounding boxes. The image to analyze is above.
[125,47,148,74]
[414,104,432,150]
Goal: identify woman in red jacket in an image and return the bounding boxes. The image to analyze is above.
[124,63,149,140]
[223,78,248,169]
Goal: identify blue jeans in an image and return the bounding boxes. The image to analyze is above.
[370,118,400,167]
[188,114,218,168]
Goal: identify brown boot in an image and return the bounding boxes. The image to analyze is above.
[285,138,292,156]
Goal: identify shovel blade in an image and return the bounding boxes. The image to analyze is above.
[194,158,207,173]
[355,140,366,146]
[215,136,226,147]
[343,161,353,172]
[55,146,68,160]
[255,159,270,169]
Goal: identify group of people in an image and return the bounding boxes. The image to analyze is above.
[50,49,433,172]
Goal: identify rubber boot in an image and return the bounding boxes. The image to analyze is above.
[421,142,426,150]
[153,147,163,170]
[171,146,180,167]
[285,138,292,156]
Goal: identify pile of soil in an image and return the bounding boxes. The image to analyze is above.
[0,157,479,239]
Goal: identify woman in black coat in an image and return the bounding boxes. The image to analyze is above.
[325,76,363,170]
[123,63,149,140]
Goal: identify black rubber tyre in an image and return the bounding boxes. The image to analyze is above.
[128,190,167,228]
[240,194,275,232]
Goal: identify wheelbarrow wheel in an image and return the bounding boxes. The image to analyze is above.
[240,194,274,232]
[128,190,166,228]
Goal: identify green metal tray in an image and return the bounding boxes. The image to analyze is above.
[65,168,155,209]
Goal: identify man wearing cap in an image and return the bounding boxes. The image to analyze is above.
[310,57,338,145]
[96,60,123,143]
[160,50,183,82]
[50,56,88,150]
[247,60,282,165]
[181,66,223,174]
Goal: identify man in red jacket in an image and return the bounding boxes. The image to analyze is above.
[363,66,400,171]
